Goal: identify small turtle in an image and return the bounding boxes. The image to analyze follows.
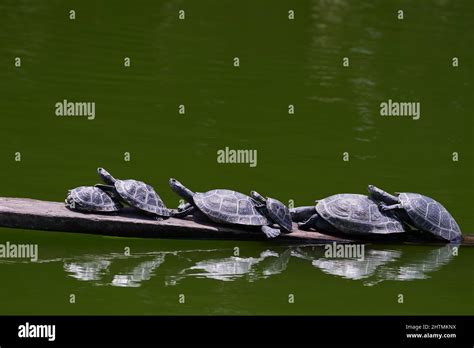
[250,191,293,233]
[291,194,408,237]
[65,186,121,213]
[96,168,170,219]
[368,185,462,243]
[168,178,281,238]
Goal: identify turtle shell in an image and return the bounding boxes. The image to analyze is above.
[66,186,120,212]
[399,193,461,242]
[265,198,293,232]
[194,189,269,226]
[115,179,170,217]
[316,194,406,235]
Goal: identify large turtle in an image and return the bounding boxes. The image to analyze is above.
[368,185,462,243]
[96,168,170,220]
[168,178,281,238]
[290,194,408,237]
[65,186,121,213]
[250,191,293,233]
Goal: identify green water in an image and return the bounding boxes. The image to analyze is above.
[0,0,472,315]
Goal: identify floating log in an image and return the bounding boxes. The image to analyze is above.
[0,197,346,243]
[0,197,472,246]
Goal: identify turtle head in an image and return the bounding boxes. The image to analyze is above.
[250,191,266,204]
[169,178,195,202]
[367,185,379,194]
[368,185,399,205]
[97,167,116,185]
[368,185,385,200]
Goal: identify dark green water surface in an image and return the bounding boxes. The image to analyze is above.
[0,0,472,314]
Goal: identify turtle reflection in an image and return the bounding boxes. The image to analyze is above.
[111,254,166,287]
[64,259,112,282]
[166,244,456,286]
[165,249,291,285]
[64,252,169,287]
[292,246,401,281]
[294,244,456,286]
[61,244,457,288]
[364,244,457,286]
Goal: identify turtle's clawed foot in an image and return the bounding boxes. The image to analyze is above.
[177,202,189,210]
[261,226,281,239]
[168,209,179,217]
[378,203,388,212]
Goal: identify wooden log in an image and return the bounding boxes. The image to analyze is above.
[0,197,349,243]
[0,197,472,246]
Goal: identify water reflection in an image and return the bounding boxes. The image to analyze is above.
[364,244,456,286]
[293,247,402,281]
[112,253,166,287]
[50,243,459,288]
[0,240,457,288]
[166,249,292,285]
[64,259,111,282]
[168,254,264,284]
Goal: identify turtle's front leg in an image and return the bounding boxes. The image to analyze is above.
[298,213,339,234]
[178,202,191,210]
[261,226,281,238]
[298,214,319,230]
[290,206,316,222]
[170,205,196,218]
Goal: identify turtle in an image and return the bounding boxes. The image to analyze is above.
[250,191,293,233]
[367,185,462,243]
[96,168,170,220]
[168,178,281,238]
[290,193,408,238]
[65,186,121,213]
